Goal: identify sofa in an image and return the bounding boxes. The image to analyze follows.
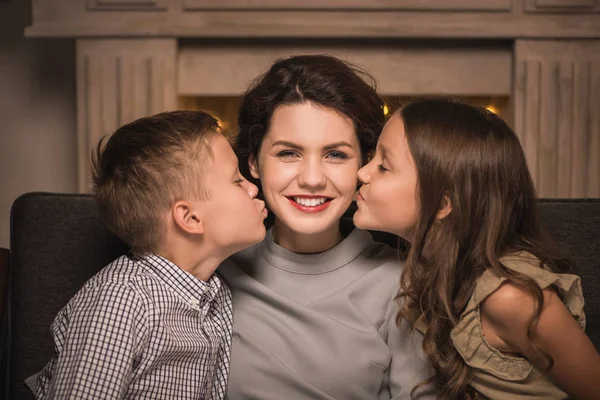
[1,192,599,399]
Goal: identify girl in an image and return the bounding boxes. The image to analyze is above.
[354,98,600,399]
[218,55,435,399]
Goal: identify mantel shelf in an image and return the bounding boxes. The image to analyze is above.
[26,9,600,39]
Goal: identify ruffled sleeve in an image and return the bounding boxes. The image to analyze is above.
[449,252,586,380]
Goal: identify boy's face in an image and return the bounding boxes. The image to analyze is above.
[198,134,268,255]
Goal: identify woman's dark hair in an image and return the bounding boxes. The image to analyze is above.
[395,98,572,399]
[234,54,385,186]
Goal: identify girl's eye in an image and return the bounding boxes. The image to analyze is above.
[377,164,388,172]
[327,151,348,160]
[277,150,299,158]
[234,178,244,185]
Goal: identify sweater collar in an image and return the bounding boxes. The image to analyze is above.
[260,228,373,274]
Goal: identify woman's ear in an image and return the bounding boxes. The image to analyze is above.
[248,155,260,180]
[436,193,453,221]
[172,201,204,235]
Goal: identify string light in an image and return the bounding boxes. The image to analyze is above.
[383,104,390,116]
[486,105,498,115]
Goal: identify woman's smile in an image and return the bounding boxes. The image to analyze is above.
[286,195,333,213]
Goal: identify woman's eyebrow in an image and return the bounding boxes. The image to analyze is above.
[270,140,354,151]
[271,140,302,150]
[323,141,354,151]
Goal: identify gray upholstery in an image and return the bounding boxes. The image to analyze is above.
[4,193,128,400]
[1,193,599,399]
[537,199,600,349]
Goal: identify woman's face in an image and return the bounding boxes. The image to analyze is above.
[354,114,419,241]
[249,102,361,239]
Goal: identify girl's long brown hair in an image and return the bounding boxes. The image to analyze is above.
[396,99,571,399]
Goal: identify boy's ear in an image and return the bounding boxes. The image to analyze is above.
[436,193,453,221]
[172,200,204,235]
[248,155,260,180]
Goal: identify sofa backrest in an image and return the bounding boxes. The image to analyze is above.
[536,199,600,349]
[2,193,599,399]
[4,193,128,400]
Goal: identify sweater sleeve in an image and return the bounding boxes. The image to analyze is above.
[385,295,439,399]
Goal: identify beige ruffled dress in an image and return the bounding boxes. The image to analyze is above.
[426,252,586,399]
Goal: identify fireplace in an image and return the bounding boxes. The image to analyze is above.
[26,0,600,197]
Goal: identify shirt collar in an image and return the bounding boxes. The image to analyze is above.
[136,253,222,305]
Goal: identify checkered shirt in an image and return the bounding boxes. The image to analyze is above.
[36,254,233,400]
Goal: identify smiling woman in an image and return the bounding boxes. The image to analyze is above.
[248,102,360,252]
[217,55,437,400]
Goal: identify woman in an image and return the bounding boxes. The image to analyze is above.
[354,98,600,399]
[218,55,435,399]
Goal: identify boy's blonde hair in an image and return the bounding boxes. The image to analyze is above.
[91,110,220,253]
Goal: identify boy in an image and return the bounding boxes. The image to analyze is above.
[34,111,267,399]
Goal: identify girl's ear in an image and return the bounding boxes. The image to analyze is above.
[172,200,204,235]
[436,193,453,220]
[248,155,260,180]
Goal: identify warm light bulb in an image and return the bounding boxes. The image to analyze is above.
[486,105,498,115]
[383,104,390,116]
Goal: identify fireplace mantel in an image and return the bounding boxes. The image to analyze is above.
[27,0,600,197]
[26,0,600,38]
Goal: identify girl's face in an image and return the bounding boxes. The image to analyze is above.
[354,114,419,241]
[249,102,361,241]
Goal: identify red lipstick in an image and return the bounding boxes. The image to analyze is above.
[286,196,332,213]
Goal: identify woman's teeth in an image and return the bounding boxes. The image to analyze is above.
[294,197,327,207]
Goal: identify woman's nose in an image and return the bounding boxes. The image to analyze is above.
[298,158,327,189]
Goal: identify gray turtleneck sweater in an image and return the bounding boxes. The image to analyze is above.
[218,228,435,400]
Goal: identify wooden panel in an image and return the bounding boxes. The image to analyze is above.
[588,65,600,197]
[178,43,512,96]
[87,0,169,10]
[572,62,591,197]
[76,39,177,192]
[515,59,542,187]
[27,0,600,38]
[514,40,600,198]
[183,0,511,11]
[556,60,574,197]
[536,0,595,6]
[525,0,599,12]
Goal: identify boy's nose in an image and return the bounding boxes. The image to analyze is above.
[246,180,259,198]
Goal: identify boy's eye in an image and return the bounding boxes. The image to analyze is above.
[276,150,299,158]
[326,151,348,160]
[377,164,388,172]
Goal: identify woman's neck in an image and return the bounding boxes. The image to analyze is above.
[272,220,343,254]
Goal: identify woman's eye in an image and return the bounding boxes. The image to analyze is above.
[327,151,348,160]
[277,150,299,158]
[234,178,244,185]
